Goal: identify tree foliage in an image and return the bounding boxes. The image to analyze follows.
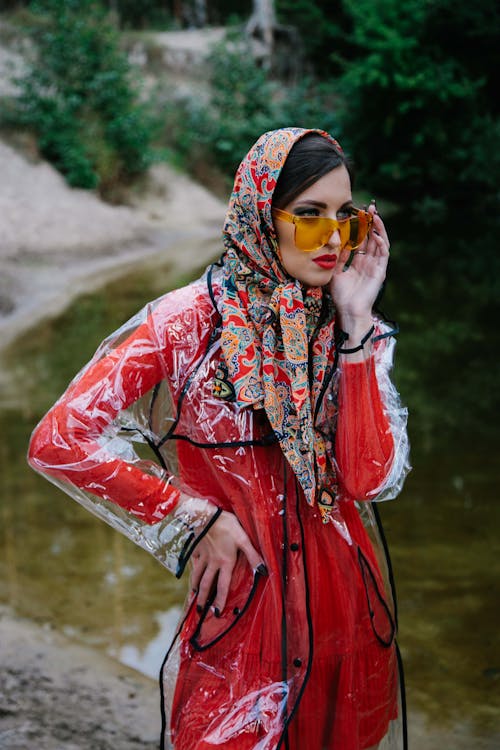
[326,0,500,441]
[10,0,156,194]
[333,0,499,206]
[160,39,339,188]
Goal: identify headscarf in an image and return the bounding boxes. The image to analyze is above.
[215,127,343,506]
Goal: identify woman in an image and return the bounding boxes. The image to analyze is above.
[29,127,410,749]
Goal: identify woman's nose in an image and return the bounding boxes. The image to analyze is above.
[326,228,341,250]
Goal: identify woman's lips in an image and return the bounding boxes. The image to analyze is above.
[313,254,337,269]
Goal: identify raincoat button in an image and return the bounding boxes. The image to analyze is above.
[293,658,302,668]
[233,607,240,615]
[290,542,299,551]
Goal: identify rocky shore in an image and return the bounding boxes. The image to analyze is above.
[0,607,161,750]
[0,138,226,355]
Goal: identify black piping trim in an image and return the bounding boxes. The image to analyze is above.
[357,547,396,648]
[175,507,223,579]
[396,639,409,749]
[372,323,399,343]
[160,430,278,450]
[371,503,408,746]
[372,501,399,629]
[157,263,225,452]
[148,381,161,432]
[206,262,220,311]
[155,265,279,450]
[277,478,315,748]
[120,426,168,471]
[313,342,340,425]
[159,595,197,750]
[189,569,263,651]
[157,321,221,450]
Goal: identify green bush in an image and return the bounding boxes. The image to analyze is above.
[11,0,156,195]
[160,38,340,191]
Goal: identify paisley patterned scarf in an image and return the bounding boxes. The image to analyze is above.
[215,127,343,506]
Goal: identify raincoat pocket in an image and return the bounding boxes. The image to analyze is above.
[357,546,396,647]
[190,566,264,652]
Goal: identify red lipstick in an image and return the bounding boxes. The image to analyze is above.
[313,254,337,269]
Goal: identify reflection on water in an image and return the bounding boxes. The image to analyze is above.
[116,607,183,677]
[0,261,499,746]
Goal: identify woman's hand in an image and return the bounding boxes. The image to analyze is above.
[191,510,265,616]
[329,204,390,328]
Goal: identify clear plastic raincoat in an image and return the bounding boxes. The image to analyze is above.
[29,128,410,750]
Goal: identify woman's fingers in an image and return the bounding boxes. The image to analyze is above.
[190,554,205,594]
[191,510,266,615]
[236,526,265,572]
[371,214,389,254]
[212,564,233,615]
[196,563,219,611]
[333,247,351,274]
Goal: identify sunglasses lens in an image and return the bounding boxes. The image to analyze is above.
[295,217,333,252]
[344,212,372,250]
[291,211,372,252]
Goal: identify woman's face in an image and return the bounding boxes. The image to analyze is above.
[273,165,353,287]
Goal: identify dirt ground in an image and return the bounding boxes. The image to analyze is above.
[0,138,226,355]
[1,605,495,750]
[0,607,161,750]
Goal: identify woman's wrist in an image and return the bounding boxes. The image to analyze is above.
[336,314,374,361]
[336,311,372,334]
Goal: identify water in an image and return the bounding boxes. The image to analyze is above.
[0,261,498,746]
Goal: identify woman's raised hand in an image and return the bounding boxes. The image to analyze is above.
[329,204,390,323]
[191,510,265,616]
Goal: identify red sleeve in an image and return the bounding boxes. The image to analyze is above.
[28,289,215,523]
[335,357,394,501]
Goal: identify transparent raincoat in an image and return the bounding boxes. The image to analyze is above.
[28,128,410,750]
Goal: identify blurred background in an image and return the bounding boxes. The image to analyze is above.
[0,1,499,747]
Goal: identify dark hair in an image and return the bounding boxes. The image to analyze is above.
[272,133,353,209]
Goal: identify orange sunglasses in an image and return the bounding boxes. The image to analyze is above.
[272,207,373,252]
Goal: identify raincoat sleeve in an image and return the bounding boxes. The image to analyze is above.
[28,284,221,577]
[334,320,410,502]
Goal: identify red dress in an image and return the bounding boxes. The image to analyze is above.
[28,274,409,749]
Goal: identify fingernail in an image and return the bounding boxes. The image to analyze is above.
[213,607,221,618]
[256,563,268,576]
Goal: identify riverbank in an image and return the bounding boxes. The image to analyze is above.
[0,606,160,749]
[1,607,495,750]
[0,138,226,356]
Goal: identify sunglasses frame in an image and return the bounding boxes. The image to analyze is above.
[272,207,373,253]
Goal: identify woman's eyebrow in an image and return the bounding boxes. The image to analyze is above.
[293,200,327,208]
[293,199,354,209]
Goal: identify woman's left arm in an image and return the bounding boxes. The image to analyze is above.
[330,204,389,357]
[329,207,410,500]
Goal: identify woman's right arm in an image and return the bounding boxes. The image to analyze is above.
[28,290,220,575]
[28,287,264,593]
